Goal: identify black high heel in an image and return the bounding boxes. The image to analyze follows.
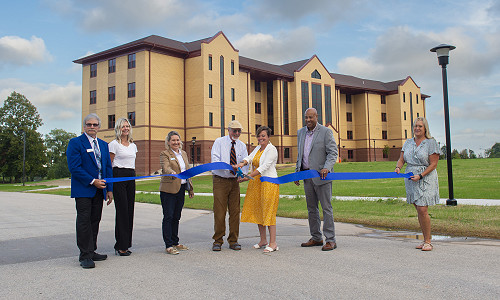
[115,250,131,256]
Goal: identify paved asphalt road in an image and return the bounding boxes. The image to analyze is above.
[1,191,499,299]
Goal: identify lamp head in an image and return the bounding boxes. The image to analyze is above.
[430,44,456,66]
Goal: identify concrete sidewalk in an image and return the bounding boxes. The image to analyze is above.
[1,191,499,299]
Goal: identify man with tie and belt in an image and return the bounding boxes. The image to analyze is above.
[211,120,248,251]
[67,113,113,268]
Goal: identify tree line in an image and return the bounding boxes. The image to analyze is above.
[1,91,500,183]
[0,92,76,183]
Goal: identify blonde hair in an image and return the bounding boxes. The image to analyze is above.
[413,117,432,139]
[165,131,182,149]
[114,118,133,143]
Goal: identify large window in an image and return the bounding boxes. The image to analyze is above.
[108,59,116,73]
[325,85,332,125]
[348,150,354,159]
[346,112,352,122]
[208,55,212,70]
[90,64,97,78]
[267,81,274,133]
[108,114,115,129]
[90,90,96,104]
[381,112,387,122]
[312,83,322,124]
[128,53,136,69]
[108,86,115,101]
[347,130,353,140]
[220,56,225,136]
[284,148,290,159]
[283,81,289,135]
[255,102,261,114]
[382,130,388,139]
[301,82,309,127]
[127,112,136,126]
[128,82,136,98]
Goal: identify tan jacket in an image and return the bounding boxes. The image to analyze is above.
[159,148,194,194]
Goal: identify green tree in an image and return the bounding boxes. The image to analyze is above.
[0,92,47,182]
[440,145,446,160]
[486,143,500,158]
[451,149,461,159]
[45,128,77,179]
[468,149,476,159]
[459,149,469,159]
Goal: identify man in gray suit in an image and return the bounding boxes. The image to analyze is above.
[294,108,338,251]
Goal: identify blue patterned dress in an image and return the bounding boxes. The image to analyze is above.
[401,138,440,206]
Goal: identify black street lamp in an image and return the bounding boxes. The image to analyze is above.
[373,139,376,161]
[191,137,196,168]
[20,130,26,186]
[430,44,456,206]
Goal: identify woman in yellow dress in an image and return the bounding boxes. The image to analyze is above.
[234,126,279,253]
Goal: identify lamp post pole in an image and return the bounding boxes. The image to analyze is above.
[191,137,196,168]
[430,44,457,206]
[21,130,26,186]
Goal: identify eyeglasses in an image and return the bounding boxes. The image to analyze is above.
[85,123,99,127]
[231,129,242,133]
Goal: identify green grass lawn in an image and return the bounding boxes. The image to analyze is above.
[135,158,500,199]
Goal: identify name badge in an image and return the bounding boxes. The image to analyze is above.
[87,149,94,153]
[170,157,176,160]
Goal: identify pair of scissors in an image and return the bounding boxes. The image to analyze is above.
[236,167,253,180]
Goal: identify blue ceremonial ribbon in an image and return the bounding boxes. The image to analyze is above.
[103,162,234,183]
[260,170,414,184]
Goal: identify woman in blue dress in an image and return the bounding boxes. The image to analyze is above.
[395,117,440,251]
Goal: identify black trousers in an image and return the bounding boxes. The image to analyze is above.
[113,167,136,251]
[160,185,186,248]
[76,190,104,260]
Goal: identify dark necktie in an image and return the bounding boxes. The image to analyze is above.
[230,140,236,175]
[93,139,102,179]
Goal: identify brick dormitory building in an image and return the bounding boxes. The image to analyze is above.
[74,31,429,176]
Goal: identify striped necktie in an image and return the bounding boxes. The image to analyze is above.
[230,140,236,175]
[93,139,102,179]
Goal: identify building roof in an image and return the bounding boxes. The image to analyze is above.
[73,31,428,97]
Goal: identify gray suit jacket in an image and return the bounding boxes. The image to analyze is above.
[295,124,338,185]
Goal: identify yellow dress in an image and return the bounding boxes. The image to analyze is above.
[241,149,280,226]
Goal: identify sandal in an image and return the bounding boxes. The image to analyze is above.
[421,243,433,251]
[415,243,425,249]
[253,243,267,249]
[166,247,179,255]
[263,246,279,253]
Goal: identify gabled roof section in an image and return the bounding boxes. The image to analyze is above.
[280,59,309,74]
[239,56,294,80]
[202,31,239,52]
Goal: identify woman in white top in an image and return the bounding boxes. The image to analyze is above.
[234,126,280,253]
[109,118,138,256]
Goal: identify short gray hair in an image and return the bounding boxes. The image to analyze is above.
[83,113,101,128]
[165,131,182,149]
[114,118,133,143]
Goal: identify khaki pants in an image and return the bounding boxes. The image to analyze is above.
[212,176,240,245]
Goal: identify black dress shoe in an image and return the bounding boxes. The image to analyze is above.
[92,252,108,261]
[80,258,95,269]
[115,250,131,256]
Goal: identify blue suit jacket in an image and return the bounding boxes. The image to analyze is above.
[67,134,113,198]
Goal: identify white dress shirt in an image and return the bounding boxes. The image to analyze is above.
[211,135,249,178]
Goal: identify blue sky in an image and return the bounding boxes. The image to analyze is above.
[1,0,499,155]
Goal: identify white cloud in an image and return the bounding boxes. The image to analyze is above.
[234,27,316,64]
[0,79,82,134]
[0,36,52,67]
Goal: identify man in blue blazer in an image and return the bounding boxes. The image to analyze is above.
[295,108,338,251]
[67,113,113,268]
